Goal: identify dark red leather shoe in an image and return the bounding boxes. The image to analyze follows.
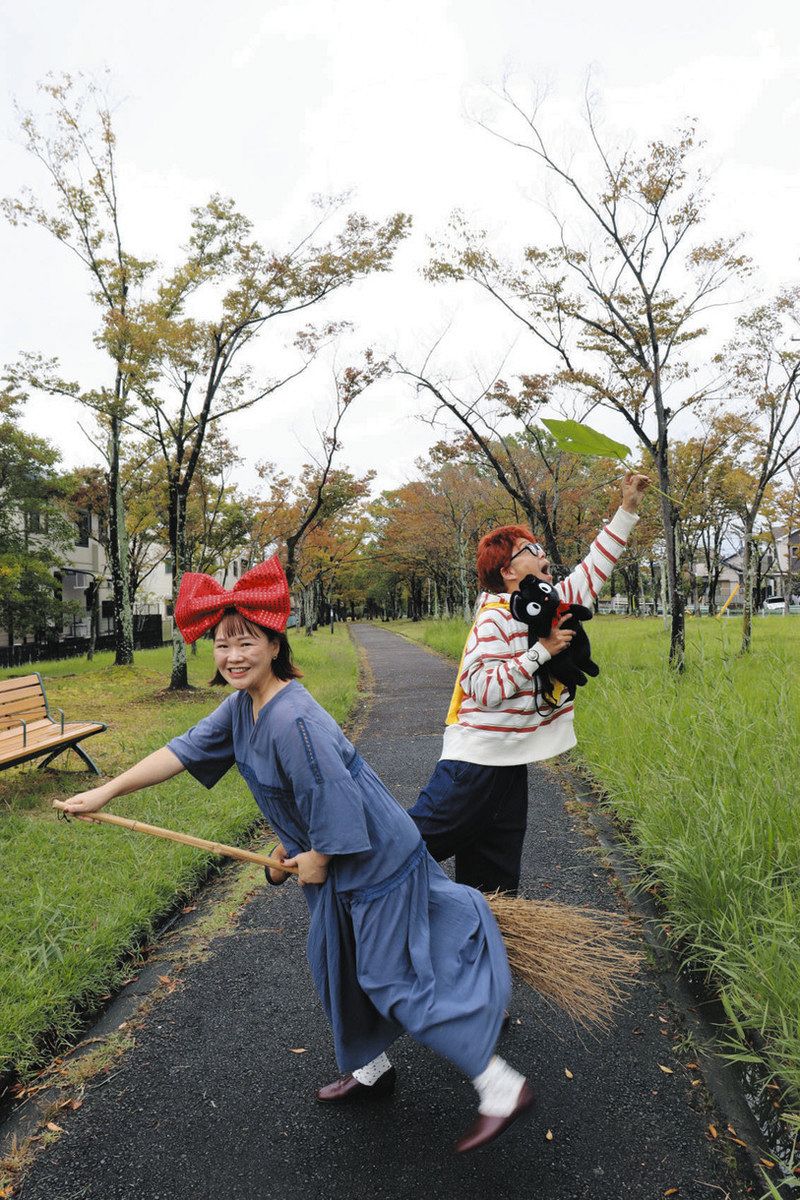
[454,1081,535,1153]
[315,1066,397,1103]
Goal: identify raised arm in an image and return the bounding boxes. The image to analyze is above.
[52,747,186,816]
[558,472,649,608]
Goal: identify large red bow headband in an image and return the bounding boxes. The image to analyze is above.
[174,556,291,644]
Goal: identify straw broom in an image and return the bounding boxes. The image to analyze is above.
[70,810,640,1029]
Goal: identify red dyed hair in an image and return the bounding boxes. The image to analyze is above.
[477,524,538,592]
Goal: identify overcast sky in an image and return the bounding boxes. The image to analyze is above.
[2,0,799,498]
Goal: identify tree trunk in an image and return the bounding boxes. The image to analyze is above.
[86,578,100,661]
[786,545,796,614]
[707,553,719,616]
[656,449,685,667]
[169,489,190,689]
[108,415,134,666]
[533,494,562,565]
[740,519,755,654]
[660,555,668,629]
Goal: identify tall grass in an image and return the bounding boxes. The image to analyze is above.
[0,628,359,1078]
[396,614,800,1111]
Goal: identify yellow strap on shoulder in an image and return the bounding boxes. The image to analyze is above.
[445,601,510,725]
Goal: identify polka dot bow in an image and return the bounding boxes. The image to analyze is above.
[174,556,291,644]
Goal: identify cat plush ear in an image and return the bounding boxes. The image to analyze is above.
[509,590,531,623]
[567,603,594,622]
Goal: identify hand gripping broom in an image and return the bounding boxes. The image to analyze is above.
[67,810,640,1029]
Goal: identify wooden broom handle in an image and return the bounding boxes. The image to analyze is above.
[80,811,299,874]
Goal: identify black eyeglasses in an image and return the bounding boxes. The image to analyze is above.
[508,542,546,564]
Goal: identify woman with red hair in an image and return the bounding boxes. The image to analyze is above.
[409,472,649,895]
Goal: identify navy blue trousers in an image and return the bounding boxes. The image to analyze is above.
[409,761,528,895]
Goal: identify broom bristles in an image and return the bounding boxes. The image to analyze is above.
[487,893,641,1030]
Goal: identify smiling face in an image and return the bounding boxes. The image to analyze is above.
[213,614,277,693]
[500,538,553,593]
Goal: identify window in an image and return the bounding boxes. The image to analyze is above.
[26,510,42,534]
[164,559,173,575]
[232,561,239,577]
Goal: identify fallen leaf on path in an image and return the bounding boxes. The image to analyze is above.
[729,1137,748,1148]
[691,1080,701,1087]
[663,1189,679,1196]
[564,1068,573,1079]
[708,1124,718,1139]
[45,1122,64,1133]
[760,1159,776,1169]
[182,905,197,913]
[288,1048,307,1054]
[545,1129,554,1141]
[157,976,173,986]
[685,1062,699,1070]
[658,1065,674,1074]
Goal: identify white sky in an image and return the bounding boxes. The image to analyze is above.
[2,0,800,498]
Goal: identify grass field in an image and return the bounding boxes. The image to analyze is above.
[0,628,359,1079]
[396,614,800,1116]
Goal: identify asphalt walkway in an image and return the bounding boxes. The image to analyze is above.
[15,625,751,1200]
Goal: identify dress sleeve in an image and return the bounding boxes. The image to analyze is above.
[166,696,236,789]
[276,716,372,857]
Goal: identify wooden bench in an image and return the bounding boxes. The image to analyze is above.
[0,673,106,775]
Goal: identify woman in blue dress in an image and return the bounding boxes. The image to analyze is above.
[54,557,533,1153]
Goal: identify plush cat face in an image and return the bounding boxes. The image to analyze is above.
[509,574,561,635]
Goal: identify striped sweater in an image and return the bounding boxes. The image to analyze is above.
[440,507,639,766]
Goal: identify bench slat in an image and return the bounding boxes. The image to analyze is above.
[0,684,46,705]
[0,723,106,765]
[0,698,48,719]
[0,674,42,693]
[0,718,53,742]
[0,710,49,730]
[0,689,47,710]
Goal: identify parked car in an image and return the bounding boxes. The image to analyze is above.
[762,595,786,613]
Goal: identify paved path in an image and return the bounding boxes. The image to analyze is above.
[15,626,751,1200]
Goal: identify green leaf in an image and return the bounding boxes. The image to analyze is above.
[541,417,631,461]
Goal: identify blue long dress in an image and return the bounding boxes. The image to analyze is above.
[167,681,510,1077]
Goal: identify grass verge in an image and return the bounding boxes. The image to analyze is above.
[0,627,359,1080]
[393,614,800,1121]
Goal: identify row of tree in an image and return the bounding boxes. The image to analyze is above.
[3,76,799,680]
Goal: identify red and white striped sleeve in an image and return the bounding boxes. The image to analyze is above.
[557,508,639,607]
[460,607,552,710]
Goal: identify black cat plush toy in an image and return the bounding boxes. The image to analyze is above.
[509,574,600,712]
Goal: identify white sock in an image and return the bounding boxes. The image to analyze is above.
[352,1053,392,1085]
[472,1055,526,1118]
